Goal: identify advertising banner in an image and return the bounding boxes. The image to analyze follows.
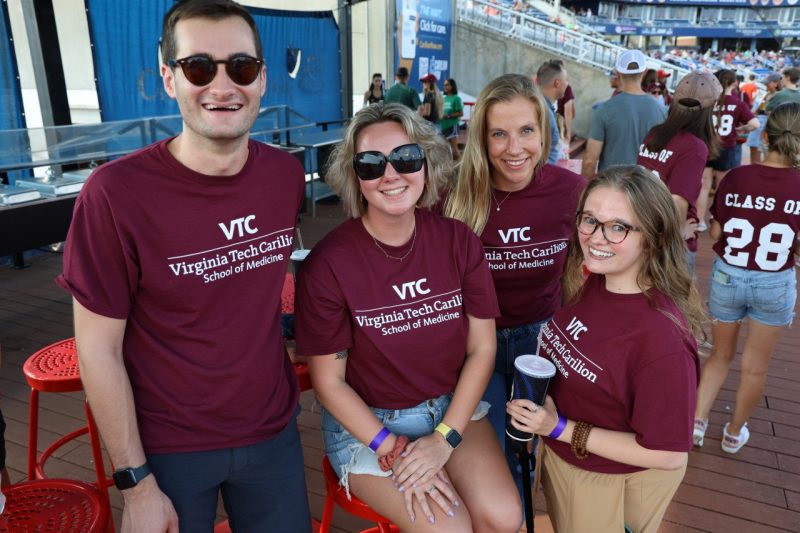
[621,0,794,6]
[394,0,452,91]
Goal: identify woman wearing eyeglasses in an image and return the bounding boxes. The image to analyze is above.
[294,103,521,532]
[506,166,703,533]
[443,74,585,503]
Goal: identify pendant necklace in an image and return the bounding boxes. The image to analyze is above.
[491,189,513,211]
[370,222,417,261]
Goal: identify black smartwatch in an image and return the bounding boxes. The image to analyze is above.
[435,423,463,449]
[113,462,152,490]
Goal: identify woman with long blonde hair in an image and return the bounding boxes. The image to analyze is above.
[444,73,585,504]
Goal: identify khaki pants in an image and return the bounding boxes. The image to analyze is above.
[540,443,686,533]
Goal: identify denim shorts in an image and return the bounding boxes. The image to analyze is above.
[746,115,767,149]
[321,394,489,496]
[708,257,796,327]
[707,146,738,171]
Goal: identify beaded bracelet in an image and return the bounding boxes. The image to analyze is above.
[570,420,593,460]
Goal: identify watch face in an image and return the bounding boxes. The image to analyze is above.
[113,469,137,490]
[446,430,463,449]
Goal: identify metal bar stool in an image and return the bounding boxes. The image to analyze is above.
[0,478,109,532]
[319,456,398,533]
[22,338,112,528]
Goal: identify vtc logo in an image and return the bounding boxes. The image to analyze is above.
[499,227,531,243]
[219,216,258,240]
[392,278,430,299]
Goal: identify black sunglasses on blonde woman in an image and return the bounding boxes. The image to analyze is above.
[352,143,426,180]
[168,54,263,86]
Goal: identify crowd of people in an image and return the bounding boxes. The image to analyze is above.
[49,0,799,532]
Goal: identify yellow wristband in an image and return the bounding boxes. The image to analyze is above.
[435,423,452,439]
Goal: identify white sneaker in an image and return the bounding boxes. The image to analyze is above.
[721,422,749,453]
[693,418,708,447]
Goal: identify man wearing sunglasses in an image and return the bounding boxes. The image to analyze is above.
[57,1,311,531]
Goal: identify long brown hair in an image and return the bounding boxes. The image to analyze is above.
[645,105,721,160]
[562,166,706,340]
[764,102,800,170]
[444,74,551,234]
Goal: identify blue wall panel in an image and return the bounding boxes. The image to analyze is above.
[85,1,341,124]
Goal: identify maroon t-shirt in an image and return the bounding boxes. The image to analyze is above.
[713,94,755,148]
[294,209,499,409]
[541,275,699,473]
[556,85,575,118]
[482,165,586,328]
[711,164,800,272]
[637,131,707,252]
[57,139,303,454]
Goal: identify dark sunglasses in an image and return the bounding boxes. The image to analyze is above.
[353,143,425,180]
[168,54,263,86]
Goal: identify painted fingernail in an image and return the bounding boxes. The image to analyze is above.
[454,500,460,506]
[399,486,405,492]
[391,475,396,481]
[410,514,415,523]
[428,516,435,524]
[448,510,455,517]
[412,483,417,488]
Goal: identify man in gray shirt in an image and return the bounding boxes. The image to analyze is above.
[581,49,666,178]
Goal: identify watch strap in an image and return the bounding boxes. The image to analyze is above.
[113,462,152,490]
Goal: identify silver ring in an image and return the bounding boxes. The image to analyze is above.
[426,486,437,494]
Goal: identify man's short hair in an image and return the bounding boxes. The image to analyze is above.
[783,67,800,85]
[161,0,262,64]
[396,66,409,78]
[536,60,564,87]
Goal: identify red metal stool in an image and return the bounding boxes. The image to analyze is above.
[22,339,112,522]
[319,456,398,533]
[0,478,109,532]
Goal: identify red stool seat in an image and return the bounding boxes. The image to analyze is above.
[319,456,397,533]
[22,338,112,530]
[23,338,82,393]
[0,479,109,532]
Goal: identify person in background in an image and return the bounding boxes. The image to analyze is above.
[641,68,658,94]
[507,166,703,533]
[363,72,384,106]
[693,102,800,454]
[536,60,569,164]
[696,69,758,231]
[739,74,758,106]
[555,62,575,143]
[419,73,443,126]
[637,71,722,275]
[765,67,800,112]
[582,50,666,177]
[385,66,421,111]
[444,73,585,509]
[657,69,673,106]
[441,78,464,160]
[295,103,521,532]
[57,1,311,531]
[746,72,781,165]
[609,71,622,98]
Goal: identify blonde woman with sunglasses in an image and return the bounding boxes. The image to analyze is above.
[295,103,521,532]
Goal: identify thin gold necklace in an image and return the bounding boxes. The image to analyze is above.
[370,222,417,261]
[491,188,513,211]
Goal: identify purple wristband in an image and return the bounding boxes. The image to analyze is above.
[549,412,567,439]
[369,427,391,453]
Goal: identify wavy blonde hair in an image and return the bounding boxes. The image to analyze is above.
[326,103,453,218]
[444,74,552,234]
[562,166,706,340]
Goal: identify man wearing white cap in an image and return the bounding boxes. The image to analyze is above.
[581,49,666,178]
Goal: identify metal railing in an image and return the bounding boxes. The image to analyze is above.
[457,0,690,88]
